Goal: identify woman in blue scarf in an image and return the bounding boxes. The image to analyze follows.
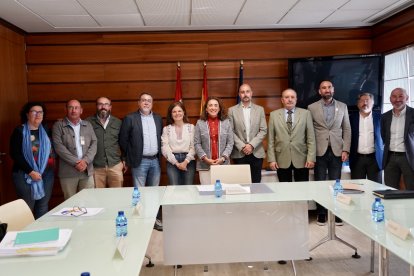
[10,102,55,219]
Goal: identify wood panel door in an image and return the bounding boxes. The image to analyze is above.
[0,25,27,205]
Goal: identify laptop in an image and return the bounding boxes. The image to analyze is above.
[372,189,414,199]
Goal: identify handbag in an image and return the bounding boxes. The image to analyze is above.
[0,221,7,242]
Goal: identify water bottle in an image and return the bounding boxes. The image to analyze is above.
[214,179,223,198]
[116,211,124,237]
[132,186,141,206]
[372,198,385,222]
[333,179,343,197]
[121,211,128,236]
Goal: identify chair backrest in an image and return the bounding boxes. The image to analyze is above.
[210,164,252,185]
[0,199,35,231]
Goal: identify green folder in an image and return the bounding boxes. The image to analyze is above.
[14,227,60,246]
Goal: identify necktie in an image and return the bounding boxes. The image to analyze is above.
[287,110,293,134]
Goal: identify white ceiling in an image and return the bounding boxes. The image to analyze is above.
[0,0,413,33]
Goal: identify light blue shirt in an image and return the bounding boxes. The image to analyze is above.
[140,111,158,156]
[66,118,83,159]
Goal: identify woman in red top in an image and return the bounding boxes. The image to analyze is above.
[194,97,234,184]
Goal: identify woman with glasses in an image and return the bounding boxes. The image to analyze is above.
[10,102,55,219]
[161,102,196,185]
[194,96,234,184]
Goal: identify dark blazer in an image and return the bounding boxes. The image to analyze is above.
[349,110,383,169]
[381,105,414,170]
[119,111,163,168]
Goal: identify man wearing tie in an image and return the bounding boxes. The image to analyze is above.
[228,83,267,183]
[349,93,383,183]
[267,88,316,182]
[308,80,351,226]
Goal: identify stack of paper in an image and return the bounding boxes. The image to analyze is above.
[222,184,251,195]
[0,228,72,256]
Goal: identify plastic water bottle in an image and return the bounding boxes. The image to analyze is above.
[333,179,343,197]
[132,186,141,206]
[121,211,128,236]
[214,179,223,198]
[115,211,124,237]
[372,198,385,222]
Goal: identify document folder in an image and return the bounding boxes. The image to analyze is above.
[372,189,414,199]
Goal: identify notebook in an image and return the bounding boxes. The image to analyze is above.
[372,189,414,199]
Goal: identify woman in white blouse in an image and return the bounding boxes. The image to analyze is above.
[161,102,196,185]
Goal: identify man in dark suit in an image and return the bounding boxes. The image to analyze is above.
[120,92,163,230]
[381,87,414,190]
[120,92,163,187]
[349,93,383,183]
[228,84,267,183]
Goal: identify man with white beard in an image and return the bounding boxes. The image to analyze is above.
[87,97,125,188]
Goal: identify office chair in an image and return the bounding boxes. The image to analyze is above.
[0,199,35,231]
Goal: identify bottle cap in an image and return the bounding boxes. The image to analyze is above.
[118,210,124,215]
[375,198,381,202]
[80,272,90,276]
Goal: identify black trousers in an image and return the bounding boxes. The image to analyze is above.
[277,164,309,182]
[233,154,263,183]
[384,152,414,190]
[350,153,381,183]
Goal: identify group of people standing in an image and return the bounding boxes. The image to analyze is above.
[9,82,414,229]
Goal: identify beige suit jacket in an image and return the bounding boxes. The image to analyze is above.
[228,103,267,159]
[308,99,351,157]
[267,108,316,168]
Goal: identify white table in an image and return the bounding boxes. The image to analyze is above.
[162,183,311,267]
[0,186,166,276]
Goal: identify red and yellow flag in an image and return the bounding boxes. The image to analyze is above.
[175,62,182,102]
[200,62,208,115]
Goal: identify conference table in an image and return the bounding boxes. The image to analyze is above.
[1,180,414,276]
[0,186,166,276]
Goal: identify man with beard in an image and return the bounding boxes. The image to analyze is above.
[87,97,125,188]
[308,80,351,226]
[349,93,383,183]
[381,88,414,189]
[228,83,267,183]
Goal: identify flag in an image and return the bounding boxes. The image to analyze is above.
[200,62,208,115]
[175,62,182,102]
[237,60,244,104]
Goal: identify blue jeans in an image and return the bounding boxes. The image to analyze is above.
[132,158,161,187]
[12,167,54,219]
[166,153,196,185]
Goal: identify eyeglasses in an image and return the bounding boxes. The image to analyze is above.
[29,110,44,116]
[140,98,152,103]
[61,206,88,217]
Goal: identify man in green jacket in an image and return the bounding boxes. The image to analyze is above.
[87,97,125,188]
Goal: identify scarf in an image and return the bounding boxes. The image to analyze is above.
[22,123,51,200]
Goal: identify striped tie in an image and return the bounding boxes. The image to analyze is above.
[287,110,293,134]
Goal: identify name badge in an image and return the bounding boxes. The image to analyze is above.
[386,220,411,240]
[80,136,85,145]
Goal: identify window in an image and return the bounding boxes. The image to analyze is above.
[383,46,414,112]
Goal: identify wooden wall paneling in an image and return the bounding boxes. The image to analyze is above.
[26,60,286,83]
[25,29,371,45]
[371,6,414,53]
[0,24,27,205]
[28,78,288,102]
[208,40,372,60]
[26,44,208,64]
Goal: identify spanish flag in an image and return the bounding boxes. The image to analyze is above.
[175,62,182,102]
[200,62,208,115]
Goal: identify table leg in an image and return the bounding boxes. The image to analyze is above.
[310,210,360,258]
[378,245,388,276]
